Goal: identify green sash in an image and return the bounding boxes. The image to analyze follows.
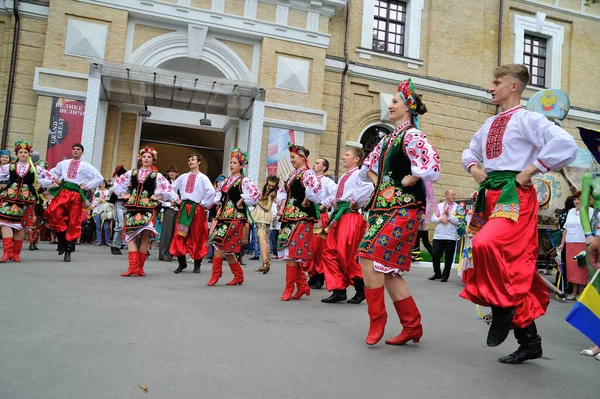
[320,201,354,236]
[176,199,197,238]
[468,171,519,234]
[47,181,88,204]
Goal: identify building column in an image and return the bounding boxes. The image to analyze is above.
[91,100,108,171]
[246,98,265,184]
[81,71,101,165]
[222,121,236,175]
[237,118,250,151]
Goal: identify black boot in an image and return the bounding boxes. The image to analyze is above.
[347,278,366,304]
[115,247,123,255]
[57,232,66,255]
[193,259,202,273]
[237,252,246,266]
[310,273,325,289]
[174,256,187,274]
[487,305,515,347]
[321,289,347,303]
[29,243,35,251]
[498,321,543,364]
[111,247,116,255]
[64,241,74,262]
[33,242,39,250]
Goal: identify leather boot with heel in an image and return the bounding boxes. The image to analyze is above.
[1,238,13,263]
[291,267,310,299]
[121,251,139,277]
[174,256,187,274]
[498,321,543,364]
[281,265,297,301]
[226,262,244,285]
[11,240,23,262]
[487,305,515,347]
[364,286,387,345]
[207,256,223,286]
[385,296,423,345]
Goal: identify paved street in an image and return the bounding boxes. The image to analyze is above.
[0,244,597,399]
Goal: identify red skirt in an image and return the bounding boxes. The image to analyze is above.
[566,242,588,285]
[208,218,245,254]
[358,207,421,272]
[277,220,314,262]
[170,204,208,260]
[459,187,549,328]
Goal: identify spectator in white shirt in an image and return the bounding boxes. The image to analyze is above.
[429,189,460,282]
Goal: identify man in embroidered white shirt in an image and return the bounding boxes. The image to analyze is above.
[429,189,460,283]
[460,64,577,364]
[169,155,215,274]
[46,143,104,262]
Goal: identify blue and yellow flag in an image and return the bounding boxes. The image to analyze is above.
[566,269,600,347]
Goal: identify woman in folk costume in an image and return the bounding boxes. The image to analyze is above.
[114,147,175,277]
[358,79,441,345]
[0,141,55,262]
[207,148,260,286]
[277,144,322,301]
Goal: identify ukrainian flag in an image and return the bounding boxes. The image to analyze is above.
[566,268,600,347]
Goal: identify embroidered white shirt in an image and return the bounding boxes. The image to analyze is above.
[171,171,215,208]
[50,159,104,189]
[322,167,374,208]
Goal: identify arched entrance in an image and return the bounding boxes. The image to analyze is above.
[359,124,393,157]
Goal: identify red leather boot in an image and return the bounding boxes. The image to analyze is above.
[207,256,223,286]
[281,265,297,301]
[291,266,310,299]
[11,240,23,262]
[121,251,139,277]
[364,286,387,345]
[1,238,13,263]
[226,262,244,285]
[137,251,147,277]
[385,296,423,345]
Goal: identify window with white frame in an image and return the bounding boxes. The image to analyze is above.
[360,0,424,66]
[513,13,564,89]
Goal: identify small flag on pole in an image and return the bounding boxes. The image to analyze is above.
[566,268,600,347]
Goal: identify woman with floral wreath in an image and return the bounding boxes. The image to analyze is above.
[358,79,441,346]
[0,141,55,262]
[113,147,175,277]
[277,143,322,301]
[207,148,260,286]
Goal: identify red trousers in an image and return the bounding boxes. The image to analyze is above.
[460,187,549,328]
[322,212,366,291]
[45,190,84,242]
[169,203,208,260]
[307,212,329,276]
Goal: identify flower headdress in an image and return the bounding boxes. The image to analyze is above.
[14,140,32,154]
[397,78,420,129]
[138,147,158,163]
[288,143,310,169]
[230,147,248,168]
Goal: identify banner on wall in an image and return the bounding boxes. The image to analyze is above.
[46,97,85,168]
[267,127,304,178]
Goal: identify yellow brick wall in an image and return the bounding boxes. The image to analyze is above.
[216,39,254,71]
[37,74,88,93]
[319,15,329,34]
[115,113,137,168]
[43,0,128,74]
[133,24,175,52]
[224,0,245,17]
[0,16,47,150]
[258,38,326,109]
[101,105,120,177]
[257,2,276,23]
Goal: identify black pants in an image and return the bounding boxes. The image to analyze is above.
[413,230,433,254]
[432,239,457,279]
[159,207,178,260]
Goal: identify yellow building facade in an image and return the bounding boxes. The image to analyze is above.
[0,0,598,196]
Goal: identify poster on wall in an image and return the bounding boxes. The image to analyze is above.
[267,127,304,178]
[46,97,86,168]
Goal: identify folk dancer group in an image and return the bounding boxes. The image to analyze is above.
[1,64,582,365]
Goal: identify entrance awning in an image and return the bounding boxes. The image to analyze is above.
[93,62,265,118]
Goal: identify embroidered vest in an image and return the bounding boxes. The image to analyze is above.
[217,177,247,221]
[125,169,159,209]
[0,162,38,203]
[367,126,426,211]
[282,170,317,222]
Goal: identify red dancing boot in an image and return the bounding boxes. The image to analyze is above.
[226,262,244,286]
[121,251,139,277]
[207,256,223,286]
[291,267,310,299]
[364,286,387,345]
[1,238,13,263]
[385,296,423,345]
[137,252,147,277]
[281,265,298,301]
[11,240,23,262]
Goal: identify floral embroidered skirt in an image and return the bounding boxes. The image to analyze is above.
[358,207,421,273]
[0,198,34,231]
[124,207,158,243]
[277,220,314,262]
[208,218,245,254]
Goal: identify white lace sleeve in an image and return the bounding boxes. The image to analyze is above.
[302,169,322,202]
[155,173,175,202]
[241,177,260,206]
[113,171,132,197]
[403,129,441,182]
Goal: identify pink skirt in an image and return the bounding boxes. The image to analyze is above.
[566,242,588,285]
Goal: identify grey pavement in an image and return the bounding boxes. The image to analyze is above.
[0,244,597,399]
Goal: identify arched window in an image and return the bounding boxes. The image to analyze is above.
[360,125,392,157]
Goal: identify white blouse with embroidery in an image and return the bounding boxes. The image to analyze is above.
[322,167,374,208]
[113,168,176,202]
[213,174,260,207]
[462,106,578,174]
[360,121,441,183]
[0,163,56,188]
[277,167,322,205]
[316,175,338,205]
[171,171,215,208]
[49,159,104,190]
